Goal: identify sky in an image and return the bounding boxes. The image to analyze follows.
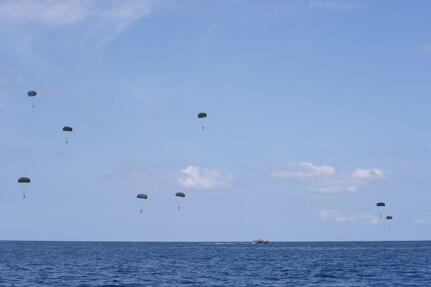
[0,0,430,242]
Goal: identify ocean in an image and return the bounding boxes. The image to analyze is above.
[0,241,430,286]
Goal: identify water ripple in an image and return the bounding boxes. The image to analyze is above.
[0,241,430,286]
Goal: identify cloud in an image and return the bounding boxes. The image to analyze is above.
[0,0,164,41]
[269,162,336,179]
[421,43,431,54]
[0,0,89,25]
[90,0,162,41]
[270,162,389,193]
[312,178,359,193]
[0,0,171,54]
[308,0,362,10]
[178,166,233,189]
[414,219,427,225]
[320,210,380,224]
[127,165,233,190]
[352,168,387,180]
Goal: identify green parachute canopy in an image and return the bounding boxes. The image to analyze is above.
[137,193,147,199]
[175,192,185,198]
[18,177,31,183]
[27,91,37,97]
[376,202,385,207]
[197,112,207,119]
[63,126,73,132]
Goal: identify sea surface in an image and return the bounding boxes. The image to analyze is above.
[0,241,430,286]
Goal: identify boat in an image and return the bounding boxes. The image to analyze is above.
[252,239,268,244]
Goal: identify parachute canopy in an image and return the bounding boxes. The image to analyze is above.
[18,177,31,183]
[175,192,185,198]
[198,112,207,119]
[376,202,385,207]
[137,193,147,199]
[386,216,393,220]
[63,126,73,132]
[27,91,37,97]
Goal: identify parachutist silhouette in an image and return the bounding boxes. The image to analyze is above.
[137,194,147,214]
[198,112,207,130]
[23,194,25,199]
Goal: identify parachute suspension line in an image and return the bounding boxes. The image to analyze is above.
[198,112,207,130]
[376,202,385,220]
[27,90,37,109]
[63,126,73,144]
[386,216,393,229]
[137,193,147,215]
[18,177,30,200]
[175,192,185,211]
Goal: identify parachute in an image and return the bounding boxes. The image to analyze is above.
[27,91,37,97]
[386,215,393,229]
[63,126,73,144]
[198,112,207,129]
[18,177,30,199]
[18,177,31,183]
[376,202,385,218]
[176,192,185,210]
[27,90,37,108]
[137,193,147,214]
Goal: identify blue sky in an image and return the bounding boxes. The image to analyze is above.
[0,0,430,241]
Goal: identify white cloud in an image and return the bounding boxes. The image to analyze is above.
[178,166,233,189]
[127,165,233,190]
[270,162,389,193]
[421,43,431,54]
[0,0,89,25]
[352,168,388,180]
[269,162,336,179]
[320,209,338,219]
[312,178,359,193]
[0,0,162,33]
[308,0,362,10]
[0,0,170,52]
[91,0,162,40]
[414,219,427,225]
[320,210,380,224]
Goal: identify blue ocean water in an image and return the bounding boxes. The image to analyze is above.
[0,241,430,286]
